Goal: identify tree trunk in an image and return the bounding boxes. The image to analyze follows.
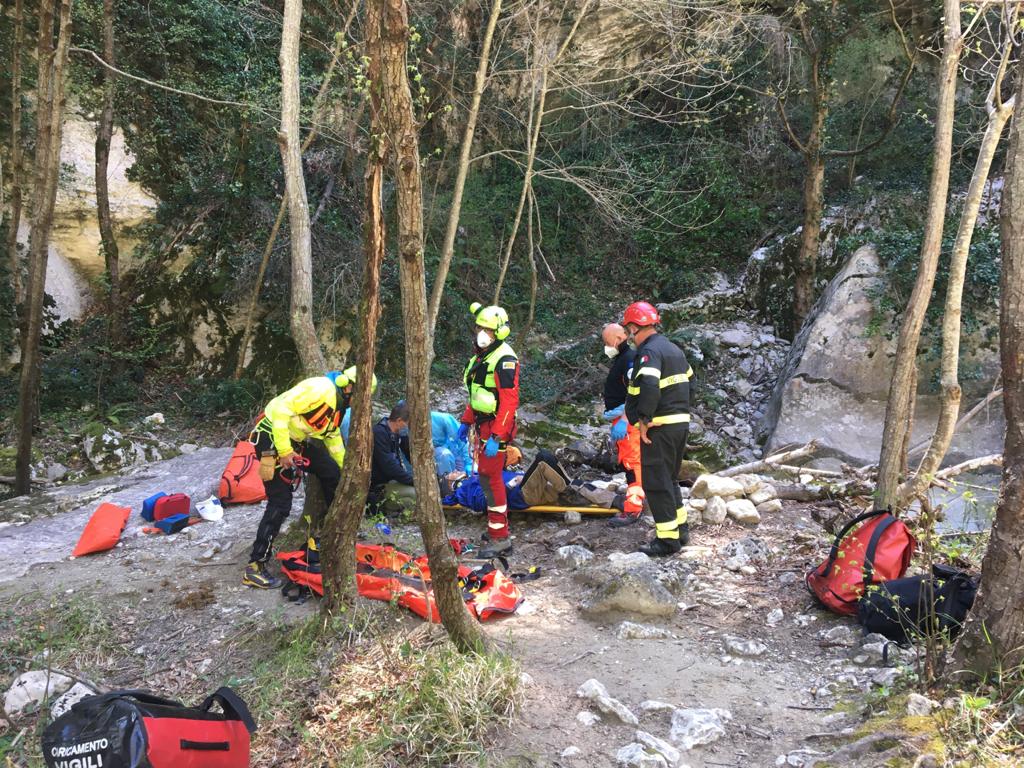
[320,145,386,613]
[374,0,486,652]
[6,0,25,310]
[278,0,326,375]
[427,0,502,340]
[96,0,121,346]
[792,152,825,332]
[900,93,1014,504]
[875,0,962,511]
[952,57,1024,677]
[15,0,72,496]
[235,20,353,380]
[525,183,538,335]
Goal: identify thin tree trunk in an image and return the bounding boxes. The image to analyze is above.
[952,57,1024,677]
[875,0,962,511]
[6,0,25,309]
[95,0,121,346]
[278,0,326,375]
[494,64,546,306]
[234,13,354,380]
[321,157,385,611]
[525,182,537,334]
[427,0,502,340]
[374,0,485,652]
[16,0,72,496]
[792,152,825,332]
[901,90,1014,504]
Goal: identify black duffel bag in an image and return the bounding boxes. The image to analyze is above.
[42,687,256,768]
[857,563,979,644]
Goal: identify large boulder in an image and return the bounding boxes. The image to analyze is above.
[4,671,75,718]
[83,428,164,472]
[758,246,1003,465]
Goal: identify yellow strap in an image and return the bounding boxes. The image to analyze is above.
[637,366,661,378]
[659,369,693,388]
[655,520,679,533]
[627,385,640,396]
[676,506,688,524]
[651,413,691,425]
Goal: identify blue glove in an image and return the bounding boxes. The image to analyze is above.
[484,436,500,457]
[603,405,625,422]
[611,419,628,441]
[457,423,470,442]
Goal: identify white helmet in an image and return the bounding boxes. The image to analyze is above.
[196,495,224,522]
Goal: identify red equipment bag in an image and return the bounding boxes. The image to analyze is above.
[72,503,132,557]
[152,492,190,521]
[806,508,916,616]
[218,441,266,505]
[41,687,256,768]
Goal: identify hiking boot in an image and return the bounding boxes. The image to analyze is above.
[638,538,682,558]
[478,537,513,559]
[243,561,283,589]
[607,511,642,529]
[678,522,690,547]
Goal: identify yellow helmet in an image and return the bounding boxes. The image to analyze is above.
[470,302,510,340]
[327,367,378,393]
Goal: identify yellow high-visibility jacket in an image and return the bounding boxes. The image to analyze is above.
[264,376,346,467]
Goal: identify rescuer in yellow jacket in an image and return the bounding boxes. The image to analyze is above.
[242,367,376,589]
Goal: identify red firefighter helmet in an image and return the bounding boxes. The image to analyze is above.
[622,301,661,328]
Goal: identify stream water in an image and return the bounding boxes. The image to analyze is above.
[930,471,1000,534]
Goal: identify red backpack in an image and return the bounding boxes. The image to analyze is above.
[218,441,266,505]
[807,509,916,616]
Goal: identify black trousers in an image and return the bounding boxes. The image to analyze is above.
[640,422,688,540]
[248,435,340,563]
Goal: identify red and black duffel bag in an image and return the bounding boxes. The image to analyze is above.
[806,508,916,616]
[42,687,256,768]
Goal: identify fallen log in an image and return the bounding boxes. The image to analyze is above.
[773,478,873,502]
[719,440,819,477]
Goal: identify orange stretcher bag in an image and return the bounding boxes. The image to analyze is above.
[72,502,132,557]
[218,441,266,504]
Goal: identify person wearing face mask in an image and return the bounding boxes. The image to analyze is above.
[622,301,693,557]
[459,302,520,557]
[242,366,376,588]
[368,400,416,516]
[600,322,646,527]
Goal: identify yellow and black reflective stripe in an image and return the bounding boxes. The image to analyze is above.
[676,506,688,525]
[655,520,680,539]
[650,413,690,426]
[659,368,693,388]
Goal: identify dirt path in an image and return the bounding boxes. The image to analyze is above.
[0,452,884,767]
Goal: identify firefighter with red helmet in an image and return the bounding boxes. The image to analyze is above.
[622,301,693,556]
[601,322,646,527]
[458,302,520,557]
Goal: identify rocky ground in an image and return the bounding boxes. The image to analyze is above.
[0,445,941,768]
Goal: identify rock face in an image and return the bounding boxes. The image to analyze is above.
[83,428,164,472]
[759,245,1003,465]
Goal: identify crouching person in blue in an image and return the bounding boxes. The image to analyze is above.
[368,401,416,516]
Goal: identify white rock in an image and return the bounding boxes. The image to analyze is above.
[143,412,165,426]
[691,475,744,500]
[639,700,676,713]
[688,498,707,512]
[576,710,601,726]
[557,545,595,569]
[4,671,75,718]
[748,485,778,506]
[779,571,799,585]
[635,730,683,767]
[726,498,761,525]
[703,496,728,525]
[739,565,757,576]
[756,499,783,515]
[819,625,860,646]
[577,679,639,725]
[723,636,768,657]
[720,328,755,348]
[607,552,652,570]
[565,510,583,525]
[519,672,535,686]
[907,693,938,717]
[46,463,69,482]
[723,555,748,572]
[561,746,583,758]
[669,708,732,750]
[733,379,754,398]
[617,743,667,768]
[179,443,199,454]
[617,622,675,640]
[50,683,96,719]
[766,608,784,626]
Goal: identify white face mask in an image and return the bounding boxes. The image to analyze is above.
[604,344,619,359]
[476,330,494,348]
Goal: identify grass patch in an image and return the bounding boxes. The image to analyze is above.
[303,625,521,767]
[932,666,1024,766]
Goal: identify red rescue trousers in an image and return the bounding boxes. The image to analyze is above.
[475,420,509,540]
[614,416,645,514]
